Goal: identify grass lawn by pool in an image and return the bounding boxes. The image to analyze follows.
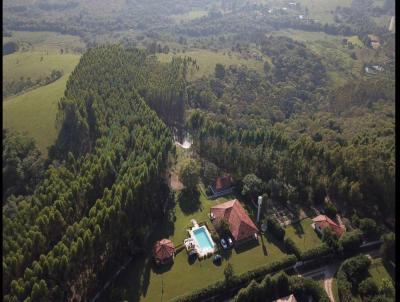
[105,186,289,302]
[368,258,393,286]
[285,218,323,253]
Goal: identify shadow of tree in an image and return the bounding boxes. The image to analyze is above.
[260,234,268,256]
[221,248,233,260]
[292,221,305,237]
[234,239,260,254]
[152,260,174,275]
[178,188,201,214]
[263,232,286,254]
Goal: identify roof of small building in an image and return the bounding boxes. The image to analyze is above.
[274,294,297,302]
[153,239,175,261]
[211,199,258,241]
[313,215,345,237]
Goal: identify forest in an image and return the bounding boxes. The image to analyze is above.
[3,46,188,301]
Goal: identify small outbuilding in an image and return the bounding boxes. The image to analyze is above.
[312,215,345,237]
[153,239,175,265]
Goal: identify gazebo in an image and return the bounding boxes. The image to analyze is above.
[153,239,175,265]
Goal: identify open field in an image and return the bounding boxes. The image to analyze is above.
[3,72,74,156]
[3,51,80,90]
[285,218,323,252]
[157,49,265,80]
[269,29,364,88]
[3,31,85,53]
[105,183,289,301]
[171,9,209,23]
[3,31,83,155]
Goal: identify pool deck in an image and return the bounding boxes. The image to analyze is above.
[188,225,216,258]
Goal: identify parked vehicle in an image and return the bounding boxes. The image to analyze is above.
[220,238,228,249]
[227,237,233,246]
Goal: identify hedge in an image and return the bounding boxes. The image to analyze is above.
[339,229,363,253]
[299,243,333,261]
[233,273,330,302]
[172,255,297,302]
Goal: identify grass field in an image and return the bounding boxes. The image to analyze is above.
[3,31,83,156]
[332,277,339,302]
[3,31,85,53]
[157,49,265,80]
[171,9,208,23]
[368,258,393,287]
[3,51,80,90]
[285,218,323,252]
[289,0,352,23]
[3,71,75,155]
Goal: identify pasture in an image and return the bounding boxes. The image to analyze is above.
[3,31,83,156]
[157,49,265,80]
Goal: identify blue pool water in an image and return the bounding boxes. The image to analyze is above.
[193,227,214,250]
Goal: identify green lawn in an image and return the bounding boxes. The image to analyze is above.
[3,69,78,156]
[108,186,289,302]
[368,258,393,287]
[3,51,80,90]
[285,218,323,253]
[332,277,339,302]
[157,49,265,81]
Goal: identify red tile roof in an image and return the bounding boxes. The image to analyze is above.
[214,175,232,191]
[153,239,175,261]
[211,199,258,242]
[313,215,345,237]
[274,294,297,302]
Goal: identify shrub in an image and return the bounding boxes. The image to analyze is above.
[359,218,379,240]
[234,273,329,302]
[339,229,363,253]
[299,244,332,261]
[359,277,379,298]
[324,202,337,219]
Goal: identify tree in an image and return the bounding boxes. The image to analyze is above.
[359,277,379,298]
[379,232,395,262]
[339,230,363,252]
[180,159,200,192]
[265,217,285,241]
[379,278,394,298]
[215,218,230,236]
[263,61,271,76]
[242,173,262,200]
[224,262,234,283]
[324,202,337,219]
[359,218,378,240]
[215,63,226,79]
[322,228,340,251]
[202,161,219,185]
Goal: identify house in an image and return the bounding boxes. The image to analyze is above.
[210,199,259,245]
[312,215,345,237]
[153,239,175,264]
[368,35,381,49]
[209,175,234,197]
[274,294,297,302]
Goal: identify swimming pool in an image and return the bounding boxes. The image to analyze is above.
[190,226,216,256]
